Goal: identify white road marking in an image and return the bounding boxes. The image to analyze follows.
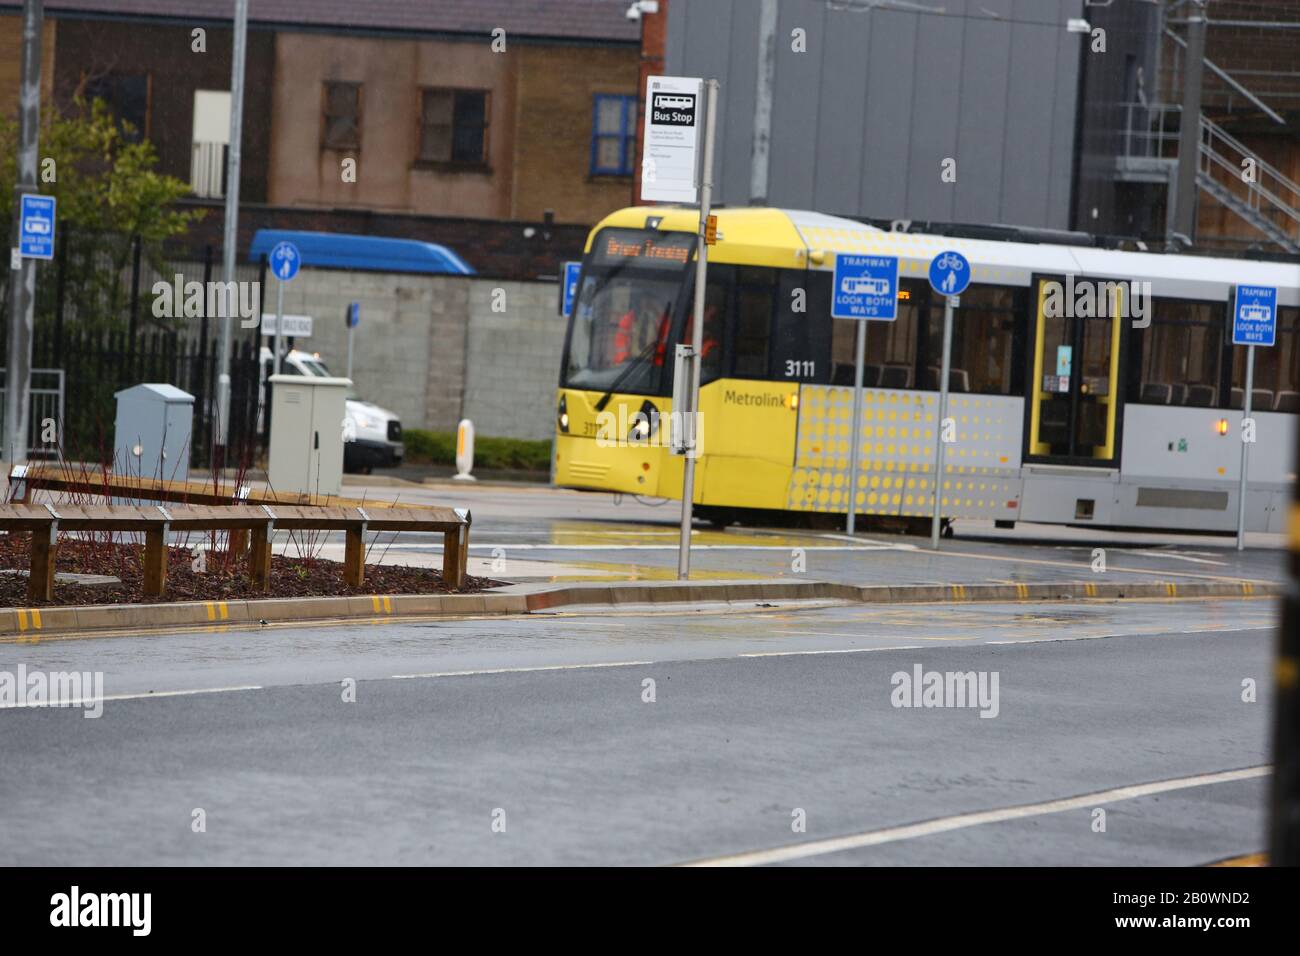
[682,766,1271,867]
[1,684,264,710]
[391,660,654,679]
[740,645,923,658]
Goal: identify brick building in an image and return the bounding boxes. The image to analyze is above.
[0,0,641,276]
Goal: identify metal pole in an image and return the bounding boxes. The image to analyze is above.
[273,280,284,376]
[749,0,778,206]
[1171,1,1206,248]
[346,323,354,379]
[215,0,249,463]
[677,78,718,581]
[846,320,866,534]
[5,0,43,471]
[1236,344,1254,550]
[931,295,956,548]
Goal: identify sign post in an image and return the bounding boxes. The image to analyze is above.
[1231,284,1278,551]
[831,253,900,534]
[641,74,714,579]
[346,302,360,379]
[269,240,300,375]
[927,251,972,548]
[560,262,581,317]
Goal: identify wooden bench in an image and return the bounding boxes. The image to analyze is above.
[0,502,471,603]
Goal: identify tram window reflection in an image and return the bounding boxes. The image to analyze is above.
[829,281,921,387]
[921,285,1021,395]
[1129,300,1223,406]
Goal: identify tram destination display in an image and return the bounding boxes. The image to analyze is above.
[591,228,696,270]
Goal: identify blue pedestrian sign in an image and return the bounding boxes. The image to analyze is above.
[928,249,971,297]
[347,302,360,328]
[832,254,899,320]
[1232,285,1277,346]
[270,240,301,282]
[19,194,56,260]
[561,261,581,317]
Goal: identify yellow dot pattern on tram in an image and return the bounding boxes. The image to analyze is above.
[786,384,1023,518]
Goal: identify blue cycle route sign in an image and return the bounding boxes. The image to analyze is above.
[561,261,581,316]
[270,240,301,282]
[832,254,899,320]
[1231,285,1277,347]
[19,194,56,260]
[928,249,971,297]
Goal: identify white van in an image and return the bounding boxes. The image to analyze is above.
[260,347,404,473]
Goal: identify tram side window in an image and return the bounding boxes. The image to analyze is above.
[733,267,774,378]
[682,265,731,386]
[1129,300,1223,407]
[1231,306,1300,412]
[921,285,1022,395]
[829,281,921,387]
[772,269,831,384]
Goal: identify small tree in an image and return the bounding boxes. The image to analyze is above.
[0,98,203,332]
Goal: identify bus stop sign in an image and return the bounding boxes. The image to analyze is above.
[1232,285,1277,346]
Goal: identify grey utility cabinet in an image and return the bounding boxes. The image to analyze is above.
[114,383,195,482]
[267,373,350,497]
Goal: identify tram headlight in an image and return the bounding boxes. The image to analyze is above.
[557,395,569,432]
[629,400,660,443]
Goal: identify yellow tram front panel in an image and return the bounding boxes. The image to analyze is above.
[554,379,801,508]
[554,387,680,496]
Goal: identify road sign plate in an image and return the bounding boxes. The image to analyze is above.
[928,250,971,297]
[561,262,581,317]
[832,254,899,320]
[270,240,301,282]
[19,194,56,260]
[1232,285,1277,347]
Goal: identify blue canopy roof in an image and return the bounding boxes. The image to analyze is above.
[248,230,475,276]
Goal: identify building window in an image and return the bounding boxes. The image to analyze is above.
[419,89,489,165]
[322,82,361,151]
[590,94,636,176]
[84,72,151,142]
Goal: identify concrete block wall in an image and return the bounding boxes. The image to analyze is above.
[272,267,445,431]
[461,280,566,440]
[263,267,563,440]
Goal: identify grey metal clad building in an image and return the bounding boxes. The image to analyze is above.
[666,0,1086,230]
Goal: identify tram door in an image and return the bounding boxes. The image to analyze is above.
[1026,275,1123,466]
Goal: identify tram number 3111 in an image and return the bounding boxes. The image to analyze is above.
[784,360,815,378]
